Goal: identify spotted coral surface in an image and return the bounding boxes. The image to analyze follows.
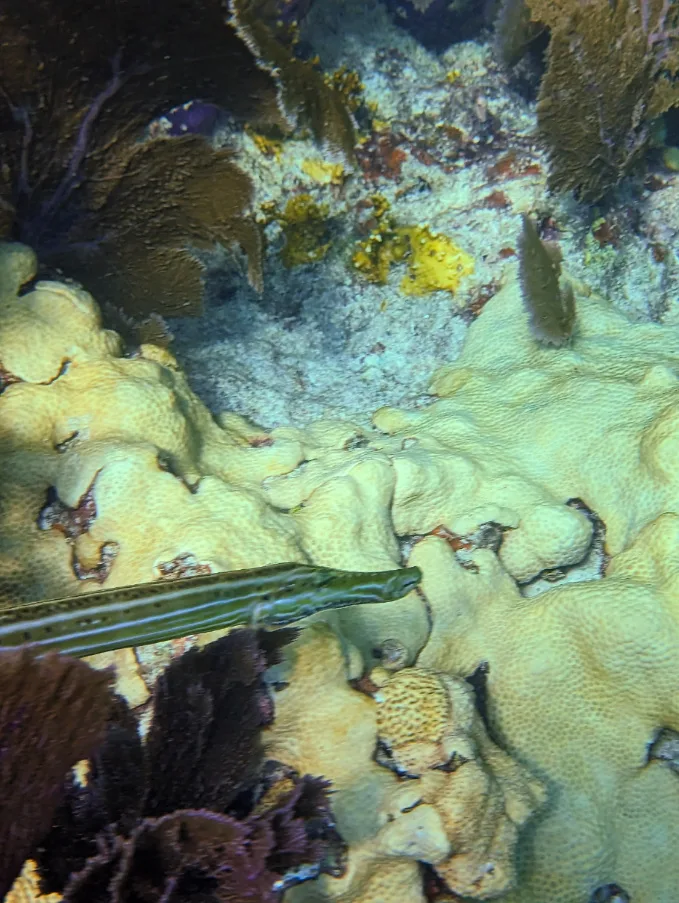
[372,667,546,898]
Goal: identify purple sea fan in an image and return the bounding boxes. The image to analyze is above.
[0,650,112,899]
[34,629,345,903]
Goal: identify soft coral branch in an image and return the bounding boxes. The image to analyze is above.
[36,51,126,230]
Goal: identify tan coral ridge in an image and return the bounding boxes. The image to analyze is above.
[4,238,679,902]
[373,665,546,898]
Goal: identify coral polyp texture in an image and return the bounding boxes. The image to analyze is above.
[3,237,679,901]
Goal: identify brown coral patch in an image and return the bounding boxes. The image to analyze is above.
[483,189,511,208]
[228,0,357,161]
[37,480,120,583]
[157,554,213,580]
[38,483,98,541]
[0,364,22,395]
[486,150,541,181]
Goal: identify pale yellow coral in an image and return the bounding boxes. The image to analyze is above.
[5,239,679,903]
[0,243,404,610]
[267,626,543,903]
[413,523,679,903]
[372,667,546,899]
[275,274,679,902]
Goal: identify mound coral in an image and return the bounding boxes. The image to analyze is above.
[263,625,545,902]
[373,667,547,898]
[4,234,679,901]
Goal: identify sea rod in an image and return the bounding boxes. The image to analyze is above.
[0,562,422,658]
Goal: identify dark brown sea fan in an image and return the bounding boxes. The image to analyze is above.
[0,649,112,898]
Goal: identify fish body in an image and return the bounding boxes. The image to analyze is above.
[0,563,421,658]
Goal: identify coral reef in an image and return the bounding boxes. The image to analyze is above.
[4,220,679,902]
[372,667,547,898]
[0,240,424,653]
[411,516,679,903]
[524,0,679,199]
[264,625,545,902]
[0,0,275,316]
[259,269,679,900]
[0,0,358,319]
[0,241,299,603]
